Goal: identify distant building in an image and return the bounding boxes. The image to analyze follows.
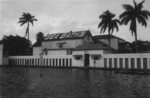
[94,35,132,53]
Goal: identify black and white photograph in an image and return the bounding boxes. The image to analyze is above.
[0,0,150,98]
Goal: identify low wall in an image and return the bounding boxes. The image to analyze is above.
[102,53,150,69]
[9,55,73,67]
[8,53,150,70]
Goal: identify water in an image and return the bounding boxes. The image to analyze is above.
[0,67,150,98]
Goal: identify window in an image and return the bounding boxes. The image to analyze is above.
[90,54,101,60]
[73,55,82,60]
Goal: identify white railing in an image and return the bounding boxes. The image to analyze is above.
[103,53,150,69]
[9,55,73,67]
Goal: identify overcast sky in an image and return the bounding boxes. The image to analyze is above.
[1,0,150,44]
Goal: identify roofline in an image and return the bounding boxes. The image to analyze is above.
[42,38,83,42]
[94,34,131,43]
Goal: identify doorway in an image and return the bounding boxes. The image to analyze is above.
[84,53,89,67]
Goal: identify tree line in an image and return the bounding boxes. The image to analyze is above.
[98,0,150,53]
[1,0,150,55]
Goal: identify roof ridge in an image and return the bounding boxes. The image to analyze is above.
[48,30,90,35]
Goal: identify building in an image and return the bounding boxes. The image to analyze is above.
[94,35,132,53]
[33,30,114,56]
[3,30,150,70]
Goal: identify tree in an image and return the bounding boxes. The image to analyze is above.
[119,0,150,53]
[98,10,120,47]
[36,32,44,45]
[132,40,149,53]
[2,35,32,56]
[33,32,44,47]
[18,12,37,40]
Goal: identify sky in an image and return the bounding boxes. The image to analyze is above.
[1,0,150,44]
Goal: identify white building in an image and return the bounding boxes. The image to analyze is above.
[33,30,113,56]
[94,35,132,52]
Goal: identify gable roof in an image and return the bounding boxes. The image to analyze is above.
[44,30,92,41]
[94,34,123,40]
[94,34,131,44]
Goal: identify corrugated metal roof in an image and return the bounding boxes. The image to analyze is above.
[44,30,92,41]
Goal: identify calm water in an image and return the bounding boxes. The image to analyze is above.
[0,67,150,98]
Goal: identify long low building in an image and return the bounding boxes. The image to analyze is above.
[1,30,150,70]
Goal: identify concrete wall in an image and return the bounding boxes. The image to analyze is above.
[99,38,118,50]
[0,45,3,65]
[9,55,72,67]
[72,50,104,67]
[48,50,67,55]
[33,47,42,55]
[42,39,82,49]
[102,53,150,69]
[7,51,150,70]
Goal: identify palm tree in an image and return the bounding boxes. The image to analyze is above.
[18,12,38,40]
[98,10,120,47]
[119,0,150,53]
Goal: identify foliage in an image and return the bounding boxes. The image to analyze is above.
[132,40,150,53]
[119,0,150,53]
[36,32,44,45]
[98,10,120,46]
[18,12,37,40]
[2,35,32,56]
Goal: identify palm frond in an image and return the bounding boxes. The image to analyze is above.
[18,20,27,23]
[32,19,38,21]
[122,4,134,11]
[137,0,145,9]
[137,16,147,27]
[141,10,150,19]
[98,21,105,28]
[30,20,33,26]
[120,11,131,19]
[20,21,27,26]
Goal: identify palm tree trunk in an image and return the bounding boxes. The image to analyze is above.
[28,22,30,40]
[108,32,111,47]
[135,32,138,53]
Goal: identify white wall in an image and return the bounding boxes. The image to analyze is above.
[0,45,3,65]
[72,50,104,67]
[42,39,82,49]
[9,55,73,67]
[33,47,42,55]
[102,53,150,69]
[99,38,118,50]
[48,50,67,55]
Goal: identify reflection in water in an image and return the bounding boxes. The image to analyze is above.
[0,67,150,98]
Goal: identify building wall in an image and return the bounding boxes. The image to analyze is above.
[0,45,3,65]
[9,55,72,67]
[42,39,82,49]
[102,53,150,69]
[33,47,42,55]
[82,35,94,44]
[99,38,118,50]
[47,50,67,55]
[72,50,104,67]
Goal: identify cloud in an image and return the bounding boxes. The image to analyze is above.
[55,20,79,33]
